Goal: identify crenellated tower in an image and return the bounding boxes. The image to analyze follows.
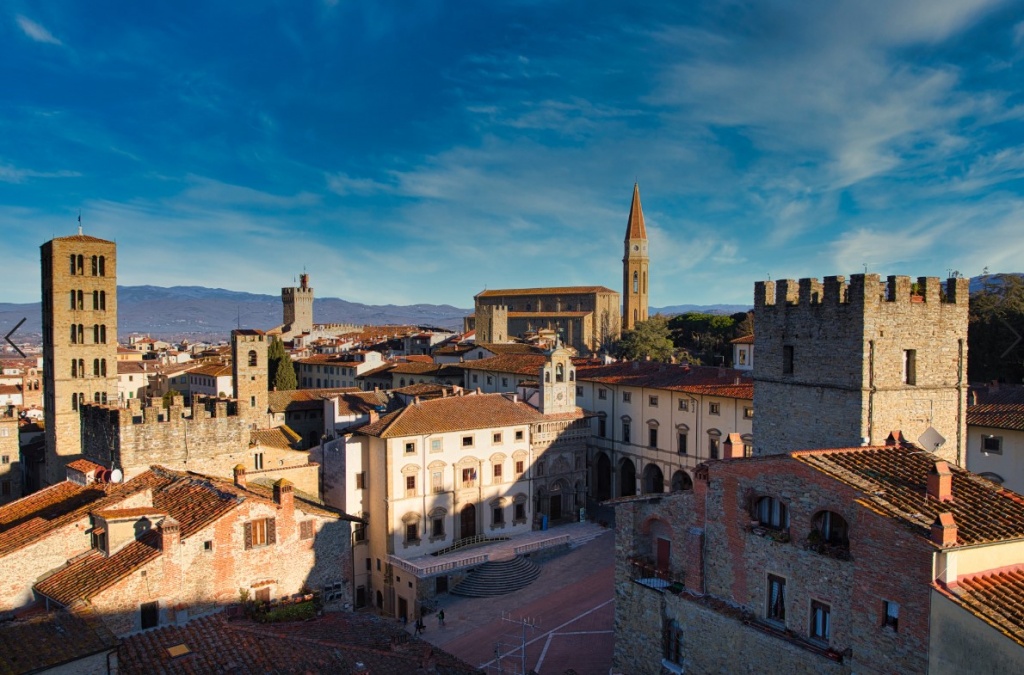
[752,274,969,464]
[232,329,268,429]
[281,273,314,337]
[622,183,649,331]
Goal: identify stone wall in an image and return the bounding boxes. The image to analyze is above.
[754,274,968,464]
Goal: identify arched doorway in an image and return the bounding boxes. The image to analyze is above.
[642,464,664,494]
[376,590,383,610]
[550,479,570,521]
[595,452,612,501]
[671,470,693,492]
[460,503,477,540]
[619,458,637,497]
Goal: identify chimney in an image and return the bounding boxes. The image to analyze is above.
[927,461,953,502]
[233,464,247,489]
[931,512,957,547]
[722,433,745,459]
[885,430,905,447]
[368,408,379,423]
[160,516,181,551]
[971,390,978,405]
[273,478,294,514]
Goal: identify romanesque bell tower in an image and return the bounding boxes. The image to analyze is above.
[232,329,268,429]
[538,344,577,415]
[622,183,649,331]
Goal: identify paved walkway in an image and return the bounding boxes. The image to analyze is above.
[415,519,617,675]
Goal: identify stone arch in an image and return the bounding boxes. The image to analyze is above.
[594,451,612,501]
[619,457,637,497]
[642,463,664,494]
[671,470,693,492]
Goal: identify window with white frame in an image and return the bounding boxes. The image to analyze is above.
[982,435,1003,454]
[766,574,786,624]
[756,496,789,531]
[810,600,831,642]
[598,388,607,400]
[623,391,632,403]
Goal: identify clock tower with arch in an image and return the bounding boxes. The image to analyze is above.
[622,183,649,331]
[539,344,576,415]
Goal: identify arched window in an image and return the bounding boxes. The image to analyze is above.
[100,325,106,343]
[71,360,78,378]
[813,511,849,547]
[555,363,564,382]
[91,255,98,276]
[99,290,106,310]
[633,271,639,293]
[70,325,77,343]
[707,429,722,459]
[248,350,257,367]
[544,371,550,383]
[93,392,101,403]
[755,496,789,531]
[101,359,107,376]
[69,290,76,310]
[98,256,105,276]
[70,255,77,275]
[71,394,79,411]
[569,370,575,381]
[76,255,83,275]
[93,325,100,344]
[643,272,647,294]
[93,359,100,376]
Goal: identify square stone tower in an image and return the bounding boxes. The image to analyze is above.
[41,234,118,486]
[752,274,969,464]
[232,329,268,429]
[281,273,314,337]
[539,344,577,415]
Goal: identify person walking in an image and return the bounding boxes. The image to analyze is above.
[415,617,425,635]
[437,609,445,627]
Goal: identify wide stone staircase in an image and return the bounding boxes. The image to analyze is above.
[449,555,542,598]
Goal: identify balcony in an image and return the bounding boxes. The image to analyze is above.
[628,556,684,593]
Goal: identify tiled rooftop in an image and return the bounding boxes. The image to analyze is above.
[356,393,545,438]
[968,385,1024,431]
[794,445,1024,546]
[477,285,616,297]
[576,361,754,399]
[0,607,118,673]
[626,182,647,239]
[250,426,302,450]
[937,567,1024,647]
[267,387,355,413]
[118,611,480,674]
[456,354,549,376]
[730,334,755,344]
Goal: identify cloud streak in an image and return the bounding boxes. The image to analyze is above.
[16,15,62,45]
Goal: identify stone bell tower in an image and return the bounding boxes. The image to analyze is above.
[622,183,649,331]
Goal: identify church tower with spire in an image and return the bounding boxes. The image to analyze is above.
[622,183,649,330]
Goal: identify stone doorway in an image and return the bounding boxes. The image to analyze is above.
[460,503,476,540]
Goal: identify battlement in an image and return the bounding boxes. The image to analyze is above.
[282,287,314,297]
[754,274,969,309]
[81,395,241,428]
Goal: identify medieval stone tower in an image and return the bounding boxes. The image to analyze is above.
[232,329,268,429]
[753,274,969,465]
[538,344,576,415]
[474,304,508,344]
[281,273,314,336]
[41,233,119,486]
[622,183,649,331]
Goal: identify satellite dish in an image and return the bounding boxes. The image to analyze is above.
[918,426,946,452]
[110,468,124,483]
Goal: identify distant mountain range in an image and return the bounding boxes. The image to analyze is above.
[3,274,1015,345]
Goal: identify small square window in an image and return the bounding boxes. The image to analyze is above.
[515,430,524,441]
[678,399,689,411]
[649,395,659,407]
[462,435,474,447]
[982,435,1002,454]
[203,540,213,552]
[472,374,479,383]
[623,391,632,403]
[709,402,721,415]
[405,442,415,454]
[0,455,8,465]
[598,389,607,400]
[493,432,502,444]
[744,407,754,419]
[431,438,442,452]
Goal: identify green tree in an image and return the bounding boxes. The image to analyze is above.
[615,315,676,362]
[969,274,1024,384]
[161,389,182,408]
[667,311,749,366]
[268,338,297,391]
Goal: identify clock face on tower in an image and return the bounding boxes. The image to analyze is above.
[633,245,639,252]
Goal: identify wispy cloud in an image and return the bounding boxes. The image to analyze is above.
[16,15,62,46]
[0,163,79,183]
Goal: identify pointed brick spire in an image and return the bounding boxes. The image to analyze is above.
[625,182,647,241]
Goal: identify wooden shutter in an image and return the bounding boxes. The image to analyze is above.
[300,520,314,540]
[267,518,277,545]
[244,521,253,550]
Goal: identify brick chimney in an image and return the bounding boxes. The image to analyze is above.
[722,433,745,459]
[233,464,247,489]
[885,430,905,446]
[273,478,294,514]
[927,461,953,503]
[160,516,181,551]
[931,512,957,547]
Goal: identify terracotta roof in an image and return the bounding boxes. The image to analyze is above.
[250,426,301,450]
[0,384,21,395]
[576,362,754,399]
[356,393,544,438]
[333,390,390,416]
[0,607,118,673]
[968,385,1024,431]
[357,363,397,379]
[402,355,434,363]
[625,182,647,240]
[49,234,113,244]
[188,363,232,378]
[36,536,163,606]
[935,568,1024,647]
[233,328,265,336]
[730,334,755,345]
[456,354,549,376]
[476,286,617,298]
[67,458,107,474]
[507,311,592,318]
[92,507,166,519]
[476,343,547,355]
[267,388,355,413]
[117,610,480,674]
[393,383,451,396]
[794,446,1024,546]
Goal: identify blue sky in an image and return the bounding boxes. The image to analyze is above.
[2,1,1023,308]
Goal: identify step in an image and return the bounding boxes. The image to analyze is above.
[450,556,541,598]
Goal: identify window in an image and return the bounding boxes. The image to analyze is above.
[766,575,786,624]
[98,256,105,276]
[663,619,684,666]
[810,601,831,642]
[91,528,107,552]
[783,346,794,374]
[405,522,419,542]
[486,376,493,385]
[622,422,631,444]
[744,407,754,419]
[756,497,789,530]
[649,427,658,448]
[432,471,443,493]
[678,399,688,411]
[623,391,632,403]
[555,364,564,382]
[678,432,687,454]
[982,435,1003,454]
[432,517,444,537]
[254,452,264,470]
[91,255,98,276]
[462,467,477,487]
[300,520,315,540]
[598,389,607,400]
[515,460,524,476]
[249,350,258,367]
[472,374,479,383]
[708,434,720,459]
[649,395,659,407]
[356,472,366,489]
[462,435,474,448]
[576,386,583,396]
[493,432,502,444]
[814,510,849,547]
[354,523,367,542]
[431,438,442,452]
[203,540,213,552]
[903,349,917,385]
[598,417,607,438]
[244,518,275,549]
[883,600,899,630]
[515,430,524,441]
[405,475,416,496]
[493,506,504,525]
[709,402,721,415]
[140,601,159,630]
[515,502,526,522]
[535,461,545,477]
[405,442,415,454]
[0,455,8,465]
[502,377,509,387]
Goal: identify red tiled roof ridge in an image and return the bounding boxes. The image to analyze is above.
[477,285,617,297]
